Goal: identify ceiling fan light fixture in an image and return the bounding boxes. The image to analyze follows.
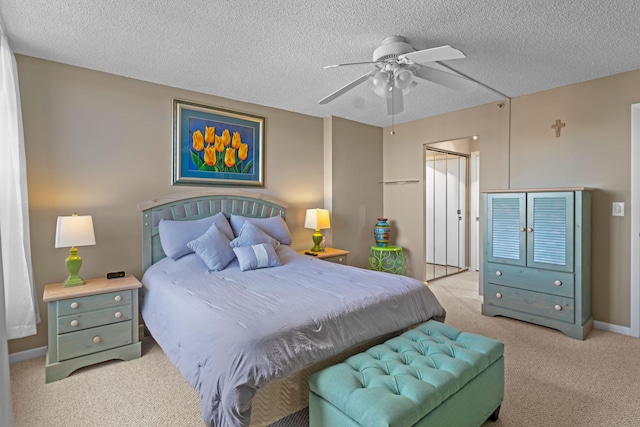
[393,68,414,90]
[372,70,392,98]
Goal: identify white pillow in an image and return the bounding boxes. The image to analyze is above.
[230,221,279,248]
[187,223,235,271]
[230,214,291,245]
[158,212,234,260]
[233,243,281,271]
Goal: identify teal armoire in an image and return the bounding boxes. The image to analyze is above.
[482,188,591,340]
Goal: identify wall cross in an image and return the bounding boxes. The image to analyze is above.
[551,119,566,137]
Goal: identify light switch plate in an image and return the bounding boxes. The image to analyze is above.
[612,202,625,217]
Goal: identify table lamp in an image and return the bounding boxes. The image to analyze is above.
[55,214,96,287]
[304,208,330,252]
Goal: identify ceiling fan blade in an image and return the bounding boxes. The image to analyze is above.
[401,45,465,64]
[413,66,478,92]
[324,61,379,69]
[318,72,372,105]
[387,86,404,115]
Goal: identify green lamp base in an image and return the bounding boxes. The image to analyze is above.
[310,230,324,252]
[63,247,85,287]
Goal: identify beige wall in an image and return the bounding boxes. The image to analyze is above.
[384,69,640,327]
[323,117,383,268]
[10,55,326,353]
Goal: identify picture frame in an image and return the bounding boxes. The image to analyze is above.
[172,99,265,187]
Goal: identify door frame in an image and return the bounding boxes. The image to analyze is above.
[630,103,640,337]
[470,151,480,271]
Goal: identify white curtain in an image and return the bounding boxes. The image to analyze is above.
[0,236,15,426]
[0,23,39,340]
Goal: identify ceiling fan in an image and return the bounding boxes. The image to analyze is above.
[318,36,478,115]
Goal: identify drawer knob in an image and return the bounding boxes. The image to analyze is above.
[554,304,562,311]
[70,302,79,309]
[114,295,122,302]
[70,320,79,327]
[338,257,343,262]
[114,311,122,318]
[554,280,562,286]
[520,227,526,232]
[93,336,102,344]
[527,227,534,233]
[496,292,503,299]
[495,271,502,277]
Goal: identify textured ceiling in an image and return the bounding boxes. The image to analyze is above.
[1,1,640,127]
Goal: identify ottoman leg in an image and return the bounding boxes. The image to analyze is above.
[487,405,501,422]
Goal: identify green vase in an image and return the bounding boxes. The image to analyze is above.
[373,218,390,247]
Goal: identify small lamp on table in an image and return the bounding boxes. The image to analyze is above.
[55,214,96,287]
[304,208,330,252]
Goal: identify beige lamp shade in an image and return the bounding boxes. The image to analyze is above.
[304,208,330,231]
[55,215,96,248]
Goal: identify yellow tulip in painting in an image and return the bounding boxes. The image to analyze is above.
[192,130,204,152]
[204,145,216,166]
[224,148,236,168]
[204,126,216,144]
[238,143,248,161]
[221,129,231,147]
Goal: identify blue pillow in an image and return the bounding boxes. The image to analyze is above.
[187,223,235,271]
[230,221,279,248]
[158,212,234,260]
[230,214,292,245]
[233,243,281,271]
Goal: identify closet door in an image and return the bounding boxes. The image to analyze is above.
[485,193,526,266]
[526,192,574,272]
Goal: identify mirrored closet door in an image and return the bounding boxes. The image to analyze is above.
[425,147,468,281]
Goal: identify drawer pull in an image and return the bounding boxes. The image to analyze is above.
[114,311,122,318]
[527,227,534,233]
[554,304,562,311]
[496,292,503,299]
[70,320,79,327]
[93,336,102,344]
[338,257,343,263]
[114,295,122,302]
[70,302,79,309]
[554,280,562,286]
[495,271,502,277]
[520,227,526,232]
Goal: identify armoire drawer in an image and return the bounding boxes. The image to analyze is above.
[484,283,575,323]
[57,320,133,361]
[486,263,574,298]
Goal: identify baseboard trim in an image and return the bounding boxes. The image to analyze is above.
[593,321,635,337]
[9,346,47,364]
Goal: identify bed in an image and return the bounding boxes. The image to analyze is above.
[138,190,446,427]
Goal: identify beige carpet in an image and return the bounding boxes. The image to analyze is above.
[10,271,640,426]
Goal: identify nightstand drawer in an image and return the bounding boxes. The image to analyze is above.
[57,290,132,316]
[58,304,133,334]
[57,320,133,361]
[486,263,574,298]
[484,283,574,323]
[324,255,348,264]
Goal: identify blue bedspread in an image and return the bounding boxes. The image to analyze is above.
[141,246,446,427]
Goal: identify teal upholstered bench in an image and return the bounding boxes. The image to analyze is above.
[309,321,504,427]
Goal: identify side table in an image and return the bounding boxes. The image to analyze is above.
[369,245,406,275]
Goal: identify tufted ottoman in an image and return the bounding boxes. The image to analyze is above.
[309,321,504,427]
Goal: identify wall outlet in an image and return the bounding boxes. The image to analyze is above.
[612,202,625,217]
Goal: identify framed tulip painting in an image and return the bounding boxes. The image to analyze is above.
[172,99,265,187]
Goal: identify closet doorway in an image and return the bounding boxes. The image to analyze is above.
[424,137,479,282]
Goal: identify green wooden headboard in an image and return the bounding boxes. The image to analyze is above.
[138,190,288,273]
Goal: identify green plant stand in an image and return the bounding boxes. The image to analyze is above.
[368,245,406,275]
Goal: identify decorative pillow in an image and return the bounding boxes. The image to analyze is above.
[230,221,279,248]
[158,212,234,260]
[233,243,281,271]
[230,214,292,245]
[187,223,235,271]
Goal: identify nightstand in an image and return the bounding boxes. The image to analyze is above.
[43,275,142,383]
[369,245,406,275]
[299,247,350,265]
